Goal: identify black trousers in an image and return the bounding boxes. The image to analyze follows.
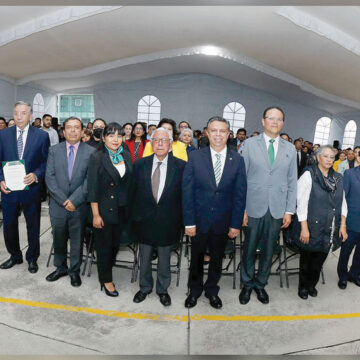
[299,249,328,290]
[188,228,228,297]
[337,229,360,281]
[51,213,85,275]
[2,199,41,263]
[241,209,283,289]
[93,208,124,283]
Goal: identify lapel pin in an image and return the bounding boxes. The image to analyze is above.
[230,157,232,160]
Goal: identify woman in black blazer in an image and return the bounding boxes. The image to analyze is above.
[88,122,132,297]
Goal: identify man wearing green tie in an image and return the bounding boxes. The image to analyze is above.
[239,107,297,305]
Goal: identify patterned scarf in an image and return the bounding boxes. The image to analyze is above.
[105,145,124,165]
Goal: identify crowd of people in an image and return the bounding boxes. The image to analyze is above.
[0,102,359,310]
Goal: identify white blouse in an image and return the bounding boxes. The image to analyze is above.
[114,162,126,178]
[296,170,347,222]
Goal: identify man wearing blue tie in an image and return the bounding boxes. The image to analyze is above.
[182,116,247,309]
[0,101,50,273]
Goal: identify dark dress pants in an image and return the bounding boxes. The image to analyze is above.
[93,208,124,284]
[51,212,85,275]
[299,249,328,289]
[241,209,283,289]
[337,229,360,281]
[2,199,41,263]
[188,228,228,297]
[139,243,172,294]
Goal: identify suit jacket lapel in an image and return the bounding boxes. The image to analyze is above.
[70,142,84,181]
[22,126,35,160]
[101,151,121,184]
[272,138,286,170]
[158,153,175,203]
[144,154,157,204]
[218,150,234,188]
[203,147,217,188]
[258,133,271,170]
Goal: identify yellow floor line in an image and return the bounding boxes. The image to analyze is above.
[1,296,360,322]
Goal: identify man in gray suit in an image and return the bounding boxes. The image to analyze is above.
[45,116,95,287]
[240,106,297,304]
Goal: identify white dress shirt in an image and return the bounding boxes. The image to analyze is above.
[210,145,227,180]
[42,127,59,146]
[16,124,30,159]
[263,133,280,158]
[296,170,348,222]
[151,154,168,202]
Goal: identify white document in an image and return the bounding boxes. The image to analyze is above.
[2,160,28,191]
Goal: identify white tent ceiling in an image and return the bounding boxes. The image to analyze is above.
[0,5,359,114]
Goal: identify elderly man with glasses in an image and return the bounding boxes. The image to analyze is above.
[131,127,186,306]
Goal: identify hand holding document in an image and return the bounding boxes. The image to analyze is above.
[2,160,28,191]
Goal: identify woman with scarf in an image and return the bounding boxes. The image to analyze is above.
[295,145,348,300]
[88,122,132,297]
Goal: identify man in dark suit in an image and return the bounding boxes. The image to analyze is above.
[0,101,50,273]
[45,117,95,287]
[295,138,307,178]
[183,116,247,309]
[132,127,186,306]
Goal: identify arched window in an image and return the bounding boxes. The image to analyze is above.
[223,102,246,133]
[33,93,45,120]
[342,120,357,149]
[313,117,332,145]
[137,95,161,126]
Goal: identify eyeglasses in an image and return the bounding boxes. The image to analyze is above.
[265,116,283,123]
[152,138,170,143]
[134,127,143,131]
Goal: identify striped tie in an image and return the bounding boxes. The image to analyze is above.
[17,129,24,159]
[214,153,222,186]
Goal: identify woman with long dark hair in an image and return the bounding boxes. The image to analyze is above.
[88,122,132,296]
[125,121,149,163]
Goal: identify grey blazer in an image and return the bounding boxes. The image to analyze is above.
[45,142,95,219]
[241,132,297,219]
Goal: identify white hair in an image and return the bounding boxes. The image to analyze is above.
[14,101,32,113]
[151,127,173,142]
[179,128,193,139]
[315,145,336,157]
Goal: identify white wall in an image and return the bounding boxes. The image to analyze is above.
[90,73,343,143]
[0,79,15,119]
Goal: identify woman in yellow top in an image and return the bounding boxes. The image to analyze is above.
[143,118,188,161]
[333,151,346,172]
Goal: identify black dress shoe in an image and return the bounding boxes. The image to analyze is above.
[46,269,68,282]
[133,290,149,303]
[298,288,309,300]
[28,261,38,274]
[205,294,222,309]
[239,287,252,305]
[348,277,360,287]
[70,274,82,287]
[254,288,269,304]
[338,279,347,290]
[158,293,171,306]
[0,258,23,269]
[185,294,198,308]
[308,287,318,297]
